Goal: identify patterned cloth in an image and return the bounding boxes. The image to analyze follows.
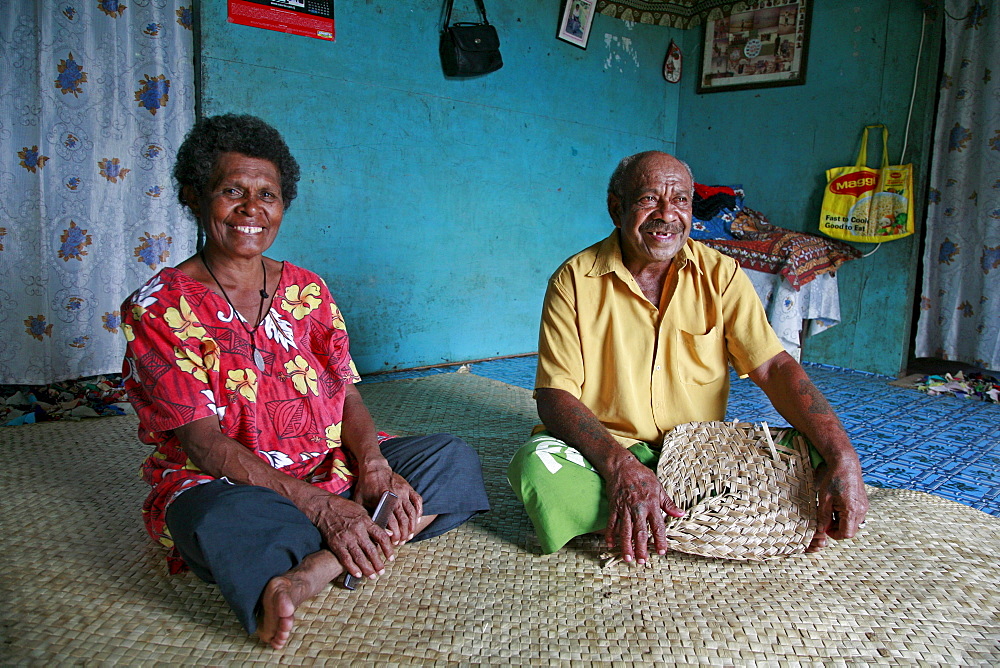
[122,263,366,572]
[743,269,841,362]
[690,183,743,241]
[595,0,738,29]
[916,371,1000,404]
[700,207,862,289]
[1,375,129,426]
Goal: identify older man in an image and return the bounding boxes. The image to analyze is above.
[508,151,868,564]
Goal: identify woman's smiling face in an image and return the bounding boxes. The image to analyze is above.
[192,152,284,261]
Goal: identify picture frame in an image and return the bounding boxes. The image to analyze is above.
[697,0,811,94]
[557,0,597,50]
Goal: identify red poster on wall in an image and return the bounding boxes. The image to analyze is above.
[228,0,335,41]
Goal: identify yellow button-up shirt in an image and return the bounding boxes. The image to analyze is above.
[535,232,784,448]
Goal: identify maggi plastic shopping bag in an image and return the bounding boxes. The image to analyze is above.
[819,125,914,243]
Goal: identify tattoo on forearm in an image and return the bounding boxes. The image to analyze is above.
[566,402,614,442]
[798,378,833,415]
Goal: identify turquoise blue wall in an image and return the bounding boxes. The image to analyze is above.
[677,2,940,375]
[199,0,683,373]
[200,0,939,377]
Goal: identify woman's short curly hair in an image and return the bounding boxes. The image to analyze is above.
[173,114,301,210]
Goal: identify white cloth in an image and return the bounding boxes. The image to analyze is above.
[743,269,841,361]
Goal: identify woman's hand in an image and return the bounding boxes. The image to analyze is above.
[308,492,396,580]
[354,460,424,546]
[339,386,424,545]
[173,416,398,579]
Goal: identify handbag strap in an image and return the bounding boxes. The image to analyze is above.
[444,0,490,27]
[856,124,890,169]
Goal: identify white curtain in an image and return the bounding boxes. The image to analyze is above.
[0,1,196,384]
[915,1,1000,372]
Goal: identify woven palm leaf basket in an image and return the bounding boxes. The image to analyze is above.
[655,420,817,560]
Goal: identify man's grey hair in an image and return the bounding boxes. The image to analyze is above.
[607,151,694,199]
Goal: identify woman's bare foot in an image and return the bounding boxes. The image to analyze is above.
[257,516,437,648]
[257,550,343,650]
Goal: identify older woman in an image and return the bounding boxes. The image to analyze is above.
[121,114,489,649]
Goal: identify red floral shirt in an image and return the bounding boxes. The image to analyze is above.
[122,263,363,571]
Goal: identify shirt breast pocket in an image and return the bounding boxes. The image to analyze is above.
[674,327,726,386]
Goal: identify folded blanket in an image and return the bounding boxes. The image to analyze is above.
[701,207,862,289]
[690,184,743,241]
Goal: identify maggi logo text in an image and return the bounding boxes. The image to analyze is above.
[830,171,879,198]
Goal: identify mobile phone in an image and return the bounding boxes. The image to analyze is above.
[342,491,398,590]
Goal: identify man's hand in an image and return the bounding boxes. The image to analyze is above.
[749,352,870,553]
[604,457,684,564]
[353,461,423,547]
[807,459,869,552]
[535,387,685,564]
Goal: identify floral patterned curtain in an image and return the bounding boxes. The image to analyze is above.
[0,1,196,384]
[914,1,999,372]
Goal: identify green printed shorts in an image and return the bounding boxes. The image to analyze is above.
[507,428,822,554]
[506,430,658,554]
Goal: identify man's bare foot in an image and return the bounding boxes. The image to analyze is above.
[257,550,343,650]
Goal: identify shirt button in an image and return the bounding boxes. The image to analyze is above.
[655,365,662,370]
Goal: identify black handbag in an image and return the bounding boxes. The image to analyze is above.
[440,0,502,77]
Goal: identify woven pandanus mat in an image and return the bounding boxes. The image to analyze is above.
[655,421,816,560]
[1,371,999,665]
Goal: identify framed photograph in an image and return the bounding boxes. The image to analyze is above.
[557,0,597,50]
[697,0,811,94]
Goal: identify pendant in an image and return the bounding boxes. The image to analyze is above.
[253,348,266,371]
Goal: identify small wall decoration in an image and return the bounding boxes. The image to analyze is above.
[663,39,682,83]
[227,0,335,41]
[698,0,810,94]
[557,0,597,49]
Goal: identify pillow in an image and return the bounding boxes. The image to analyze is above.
[690,183,744,240]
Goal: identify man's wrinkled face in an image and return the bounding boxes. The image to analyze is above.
[609,153,693,271]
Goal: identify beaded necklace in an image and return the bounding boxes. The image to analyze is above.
[200,250,269,371]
